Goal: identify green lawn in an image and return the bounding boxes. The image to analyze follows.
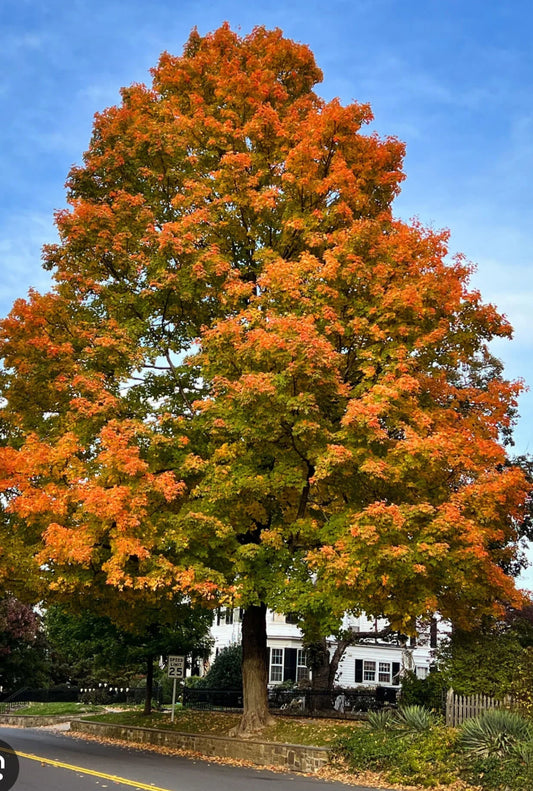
[14,701,109,716]
[81,708,362,746]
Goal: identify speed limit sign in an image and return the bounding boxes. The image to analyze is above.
[168,655,185,722]
[168,655,185,679]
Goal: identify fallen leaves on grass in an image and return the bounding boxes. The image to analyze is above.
[263,716,362,747]
[82,709,362,746]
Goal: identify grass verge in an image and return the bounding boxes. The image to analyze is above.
[81,708,360,746]
[13,701,108,716]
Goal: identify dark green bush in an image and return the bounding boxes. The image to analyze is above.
[335,694,533,789]
[435,629,523,698]
[195,643,242,690]
[334,727,405,771]
[399,669,446,711]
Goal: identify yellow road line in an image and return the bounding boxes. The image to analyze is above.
[14,749,177,791]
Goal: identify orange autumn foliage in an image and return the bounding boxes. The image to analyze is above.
[0,24,529,639]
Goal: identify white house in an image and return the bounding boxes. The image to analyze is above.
[209,608,445,689]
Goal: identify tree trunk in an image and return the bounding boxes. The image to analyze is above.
[307,638,339,711]
[143,654,154,715]
[231,603,274,736]
[309,639,331,691]
[307,628,394,710]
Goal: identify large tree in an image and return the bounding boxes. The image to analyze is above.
[0,25,529,733]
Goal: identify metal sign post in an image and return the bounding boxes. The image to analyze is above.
[167,655,185,722]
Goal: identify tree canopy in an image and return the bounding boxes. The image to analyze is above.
[44,601,212,709]
[0,23,530,731]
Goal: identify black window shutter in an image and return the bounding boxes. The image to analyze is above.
[283,648,297,682]
[267,647,271,679]
[355,659,363,683]
[430,619,438,648]
[392,662,401,685]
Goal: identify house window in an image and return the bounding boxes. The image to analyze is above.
[378,662,391,683]
[270,648,283,683]
[297,649,309,682]
[356,658,401,685]
[416,666,429,679]
[225,609,233,625]
[285,612,299,625]
[363,660,376,682]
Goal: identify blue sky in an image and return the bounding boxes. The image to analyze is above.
[1,1,533,580]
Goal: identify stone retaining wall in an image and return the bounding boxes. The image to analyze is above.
[70,719,330,773]
[0,714,73,727]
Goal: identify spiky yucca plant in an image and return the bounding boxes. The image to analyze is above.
[366,709,396,730]
[459,708,533,759]
[512,738,533,766]
[394,704,434,732]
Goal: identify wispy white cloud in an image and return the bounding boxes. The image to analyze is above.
[4,32,47,52]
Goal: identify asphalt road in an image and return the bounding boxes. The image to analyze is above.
[0,726,393,791]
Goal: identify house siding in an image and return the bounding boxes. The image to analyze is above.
[208,608,446,688]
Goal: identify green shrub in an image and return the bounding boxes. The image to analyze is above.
[334,727,405,771]
[510,646,533,716]
[456,709,533,790]
[334,723,459,788]
[458,708,533,759]
[198,644,242,690]
[183,674,207,688]
[463,754,533,791]
[399,669,446,710]
[434,629,523,698]
[365,704,435,734]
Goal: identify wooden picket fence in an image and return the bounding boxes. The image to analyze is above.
[445,688,513,726]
